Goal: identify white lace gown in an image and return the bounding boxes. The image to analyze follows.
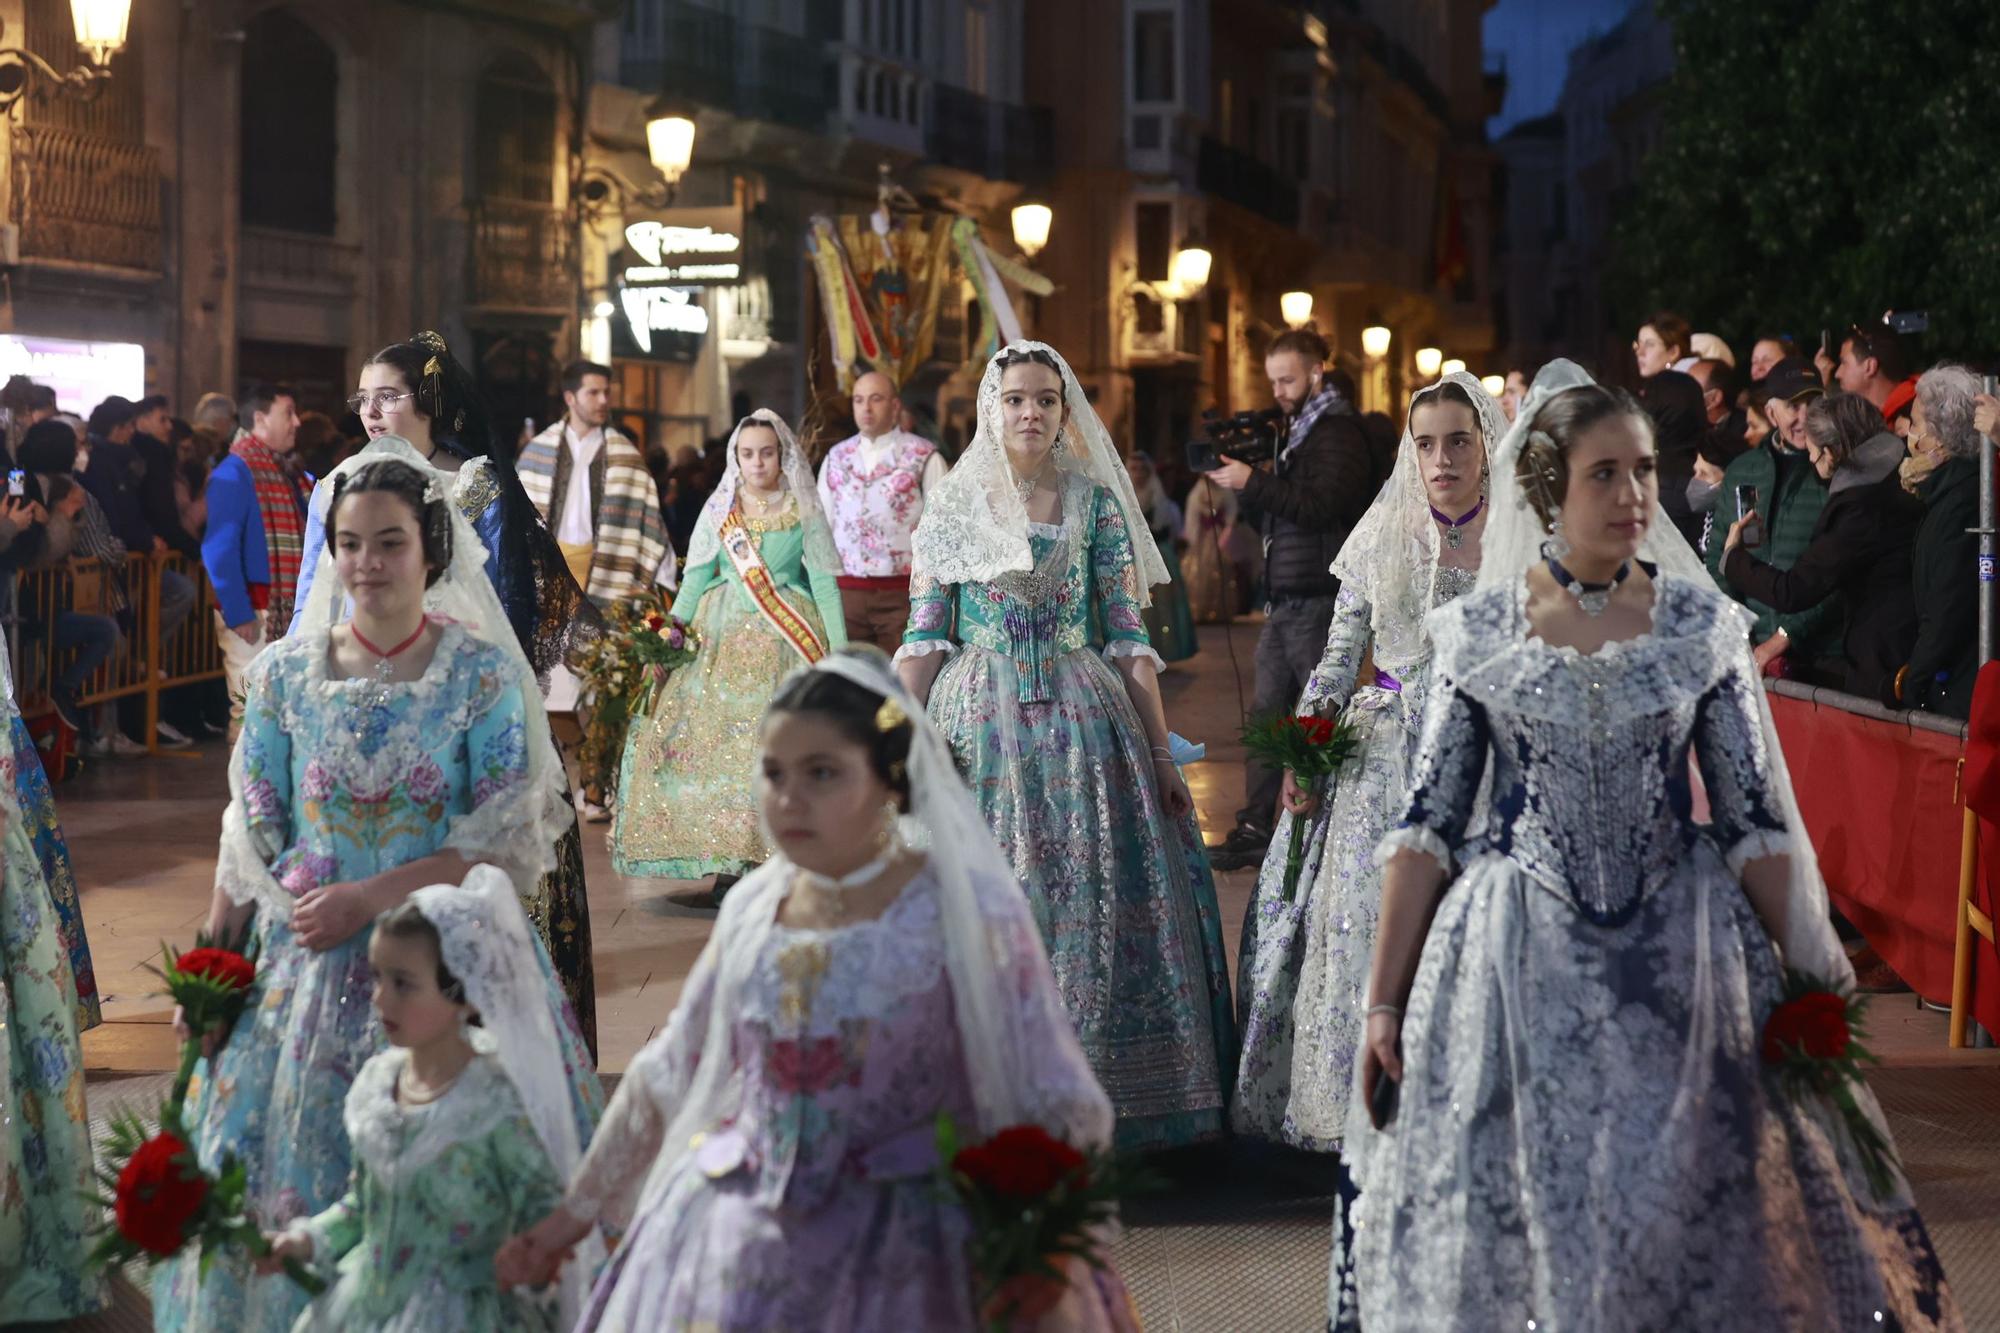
[1349,573,1959,1332]
[1231,567,1477,1150]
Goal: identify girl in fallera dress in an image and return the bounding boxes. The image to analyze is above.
[896,341,1233,1152]
[611,410,847,889]
[291,332,602,1054]
[500,649,1139,1331]
[0,630,103,1324]
[1127,451,1198,662]
[262,869,601,1332]
[1346,362,1959,1331]
[157,459,600,1333]
[1233,371,1506,1158]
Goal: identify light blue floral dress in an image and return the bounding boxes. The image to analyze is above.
[903,472,1234,1150]
[0,650,102,1323]
[153,625,603,1333]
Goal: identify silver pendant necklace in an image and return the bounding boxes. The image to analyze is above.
[1429,497,1485,550]
[1546,556,1630,617]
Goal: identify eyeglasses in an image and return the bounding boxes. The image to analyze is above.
[346,390,416,415]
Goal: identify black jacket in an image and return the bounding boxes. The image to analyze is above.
[1723,437,1922,700]
[1898,454,1979,717]
[1239,404,1376,600]
[81,435,155,552]
[133,429,199,560]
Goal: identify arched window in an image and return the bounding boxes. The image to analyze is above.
[241,8,338,234]
[475,53,557,203]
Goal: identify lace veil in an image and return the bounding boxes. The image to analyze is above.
[411,865,605,1329]
[1480,361,1849,975]
[911,340,1168,607]
[1330,370,1508,670]
[619,648,1113,1224]
[684,409,840,576]
[216,436,572,913]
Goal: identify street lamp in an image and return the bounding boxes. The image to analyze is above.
[1279,291,1314,328]
[645,108,697,190]
[1011,203,1053,260]
[0,0,131,112]
[1442,357,1467,377]
[1361,325,1392,359]
[1480,374,1505,396]
[1414,346,1443,379]
[1169,236,1212,299]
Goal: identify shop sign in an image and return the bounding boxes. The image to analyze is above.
[0,334,144,415]
[619,206,745,288]
[617,286,708,360]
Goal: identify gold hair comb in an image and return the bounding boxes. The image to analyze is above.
[875,696,907,733]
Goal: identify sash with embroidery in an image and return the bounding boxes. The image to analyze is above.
[718,511,825,665]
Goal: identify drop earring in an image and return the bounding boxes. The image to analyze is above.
[1540,506,1572,562]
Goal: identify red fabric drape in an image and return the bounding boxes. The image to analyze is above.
[1767,692,2000,1037]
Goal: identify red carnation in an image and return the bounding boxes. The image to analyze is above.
[953,1125,1088,1200]
[114,1132,209,1256]
[1304,717,1337,745]
[1762,991,1853,1064]
[174,947,255,992]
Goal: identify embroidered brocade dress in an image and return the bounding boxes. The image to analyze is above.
[568,868,1138,1332]
[0,656,102,1323]
[612,499,846,880]
[292,455,599,1054]
[291,1050,564,1333]
[903,473,1234,1151]
[11,710,98,1034]
[1232,567,1477,1152]
[1350,574,1959,1332]
[152,626,604,1333]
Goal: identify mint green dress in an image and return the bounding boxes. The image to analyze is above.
[612,501,847,878]
[291,1049,563,1332]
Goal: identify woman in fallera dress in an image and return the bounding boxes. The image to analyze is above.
[291,332,602,1054]
[1232,371,1505,1156]
[0,631,102,1324]
[896,341,1233,1152]
[158,459,600,1333]
[500,650,1139,1331]
[1345,361,1959,1332]
[611,409,847,888]
[1127,451,1198,662]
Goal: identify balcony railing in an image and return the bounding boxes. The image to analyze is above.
[8,124,162,274]
[470,200,575,312]
[622,3,830,133]
[929,84,1053,183]
[1196,135,1299,229]
[241,226,361,291]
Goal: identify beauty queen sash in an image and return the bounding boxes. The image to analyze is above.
[718,510,826,666]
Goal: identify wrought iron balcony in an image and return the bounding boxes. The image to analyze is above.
[622,3,831,133]
[469,200,574,313]
[1196,135,1299,229]
[928,83,1052,183]
[8,124,162,274]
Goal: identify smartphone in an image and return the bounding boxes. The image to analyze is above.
[7,469,23,499]
[1735,483,1762,548]
[1368,1067,1400,1130]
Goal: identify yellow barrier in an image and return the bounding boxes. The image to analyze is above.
[9,553,225,753]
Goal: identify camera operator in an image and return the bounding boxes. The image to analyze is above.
[1204,328,1377,869]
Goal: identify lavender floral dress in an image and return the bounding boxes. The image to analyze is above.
[902,473,1234,1150]
[154,625,602,1333]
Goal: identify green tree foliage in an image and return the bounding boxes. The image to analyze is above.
[1609,0,2000,362]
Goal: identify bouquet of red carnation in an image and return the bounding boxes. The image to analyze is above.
[1762,969,1900,1199]
[1239,711,1360,901]
[936,1116,1153,1332]
[147,924,260,1109]
[88,1111,324,1293]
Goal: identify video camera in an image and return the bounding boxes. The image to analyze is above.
[1186,407,1285,473]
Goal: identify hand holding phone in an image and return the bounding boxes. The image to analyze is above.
[7,469,24,499]
[1734,484,1763,548]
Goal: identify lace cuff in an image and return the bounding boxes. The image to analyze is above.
[1723,827,1792,878]
[1102,641,1166,673]
[1374,824,1452,872]
[891,639,955,666]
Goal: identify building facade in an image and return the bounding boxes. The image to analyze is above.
[1024,0,1501,462]
[0,0,602,427]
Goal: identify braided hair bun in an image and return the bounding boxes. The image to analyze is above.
[328,458,455,587]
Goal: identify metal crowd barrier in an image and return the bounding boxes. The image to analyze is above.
[6,553,225,753]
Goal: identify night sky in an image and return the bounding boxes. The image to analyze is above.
[1484,0,1640,135]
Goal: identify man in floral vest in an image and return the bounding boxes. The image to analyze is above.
[815,370,945,653]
